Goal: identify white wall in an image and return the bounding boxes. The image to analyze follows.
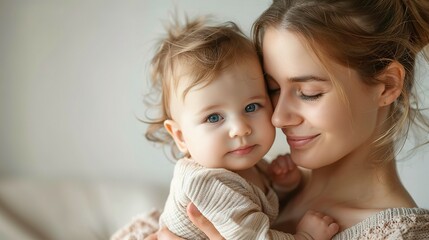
[1,0,428,208]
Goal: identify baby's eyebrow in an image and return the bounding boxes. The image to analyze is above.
[197,104,222,115]
[248,95,267,101]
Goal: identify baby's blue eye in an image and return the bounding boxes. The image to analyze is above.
[245,103,259,112]
[207,114,222,123]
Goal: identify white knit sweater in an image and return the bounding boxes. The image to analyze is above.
[111,159,429,240]
[111,207,429,240]
[158,158,294,240]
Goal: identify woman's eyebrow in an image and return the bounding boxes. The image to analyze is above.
[289,75,328,82]
[264,74,328,82]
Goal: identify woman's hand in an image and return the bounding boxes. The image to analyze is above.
[144,233,158,240]
[144,227,185,240]
[186,203,224,240]
[144,203,223,240]
[156,228,184,240]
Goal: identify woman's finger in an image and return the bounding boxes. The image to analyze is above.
[157,227,185,240]
[144,233,158,240]
[187,203,224,240]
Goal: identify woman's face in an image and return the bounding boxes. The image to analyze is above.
[262,27,384,169]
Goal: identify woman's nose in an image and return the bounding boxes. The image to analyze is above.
[271,95,302,128]
[229,117,252,138]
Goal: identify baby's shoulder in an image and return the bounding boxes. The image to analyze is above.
[175,158,247,188]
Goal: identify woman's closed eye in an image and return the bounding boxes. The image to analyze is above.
[298,90,324,101]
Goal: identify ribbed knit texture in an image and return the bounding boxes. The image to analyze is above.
[111,207,429,240]
[112,158,429,240]
[112,199,429,239]
[159,158,294,240]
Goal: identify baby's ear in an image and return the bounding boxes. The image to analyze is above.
[164,119,188,154]
[376,61,405,106]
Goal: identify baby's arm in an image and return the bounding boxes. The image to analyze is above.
[294,210,339,240]
[185,169,302,239]
[268,154,302,199]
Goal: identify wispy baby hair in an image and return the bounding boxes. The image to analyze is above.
[145,15,256,159]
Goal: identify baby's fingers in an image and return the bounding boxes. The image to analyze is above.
[271,154,295,173]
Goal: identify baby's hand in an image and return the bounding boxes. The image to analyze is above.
[295,210,339,240]
[268,154,301,192]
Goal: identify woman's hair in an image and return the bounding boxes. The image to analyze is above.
[253,0,429,163]
[145,16,256,159]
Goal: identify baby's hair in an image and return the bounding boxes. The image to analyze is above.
[144,16,257,159]
[253,0,429,163]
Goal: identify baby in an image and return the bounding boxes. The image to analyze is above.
[128,16,338,240]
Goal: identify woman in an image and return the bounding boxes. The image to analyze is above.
[154,0,429,239]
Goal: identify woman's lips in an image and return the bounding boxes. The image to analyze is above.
[286,134,320,149]
[229,145,255,155]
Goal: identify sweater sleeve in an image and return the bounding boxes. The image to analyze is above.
[183,167,295,240]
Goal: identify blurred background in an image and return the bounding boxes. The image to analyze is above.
[0,0,428,239]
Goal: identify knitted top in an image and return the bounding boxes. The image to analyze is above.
[159,158,295,240]
[111,159,429,240]
[110,207,429,240]
[333,207,429,239]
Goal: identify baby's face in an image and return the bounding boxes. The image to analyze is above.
[170,56,275,170]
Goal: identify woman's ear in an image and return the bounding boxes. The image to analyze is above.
[164,119,188,154]
[376,61,405,106]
